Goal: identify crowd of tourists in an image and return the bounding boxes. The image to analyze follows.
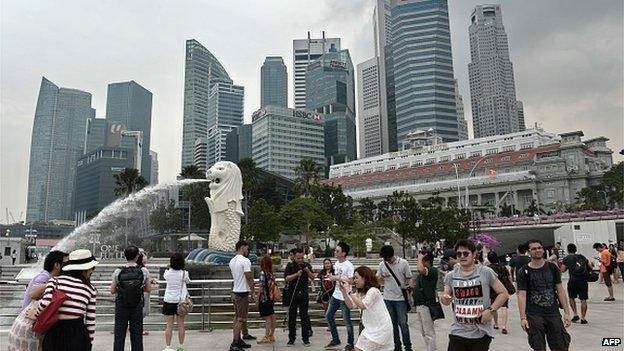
[5,238,622,351]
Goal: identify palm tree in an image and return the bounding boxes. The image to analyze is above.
[294,159,323,197]
[114,168,148,197]
[180,164,205,179]
[238,158,259,223]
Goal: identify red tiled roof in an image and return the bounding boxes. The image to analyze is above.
[324,143,561,187]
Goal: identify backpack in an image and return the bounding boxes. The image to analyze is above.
[116,266,145,307]
[569,255,589,278]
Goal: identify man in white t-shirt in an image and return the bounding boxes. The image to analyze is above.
[325,242,355,350]
[229,241,255,351]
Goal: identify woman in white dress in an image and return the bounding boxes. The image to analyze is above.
[339,266,394,351]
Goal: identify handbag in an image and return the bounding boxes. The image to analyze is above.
[384,260,412,312]
[176,271,193,316]
[426,300,445,321]
[587,270,599,283]
[33,278,68,333]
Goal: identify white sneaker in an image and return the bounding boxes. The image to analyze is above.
[163,347,175,351]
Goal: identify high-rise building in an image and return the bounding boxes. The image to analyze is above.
[26,77,95,222]
[373,0,397,153]
[390,0,459,145]
[293,32,340,109]
[181,39,232,168]
[306,49,356,173]
[105,81,153,181]
[225,124,253,163]
[455,80,469,140]
[468,4,525,138]
[205,80,244,167]
[150,150,159,185]
[261,57,287,107]
[73,147,135,222]
[357,57,383,158]
[252,106,325,180]
[193,137,207,172]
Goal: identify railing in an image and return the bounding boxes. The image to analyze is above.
[0,277,359,333]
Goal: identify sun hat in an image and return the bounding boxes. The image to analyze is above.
[62,249,99,271]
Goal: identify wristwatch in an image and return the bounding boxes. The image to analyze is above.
[486,306,496,312]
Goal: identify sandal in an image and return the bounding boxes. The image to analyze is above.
[493,325,499,330]
[502,328,508,334]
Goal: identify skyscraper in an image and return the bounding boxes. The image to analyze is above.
[261,57,287,107]
[181,39,231,168]
[455,80,469,140]
[26,77,95,222]
[105,80,153,181]
[293,32,340,109]
[357,57,383,157]
[469,4,525,138]
[390,0,459,145]
[306,49,357,172]
[225,124,252,163]
[150,150,159,185]
[205,80,244,167]
[373,0,397,153]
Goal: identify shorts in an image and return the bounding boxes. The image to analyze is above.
[232,292,250,321]
[448,334,492,351]
[526,314,570,351]
[259,300,275,317]
[162,301,178,316]
[567,280,588,300]
[602,271,612,287]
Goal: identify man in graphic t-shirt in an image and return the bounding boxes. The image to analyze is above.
[442,239,508,351]
[518,239,571,351]
[325,242,355,350]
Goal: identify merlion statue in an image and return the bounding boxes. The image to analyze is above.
[204,161,244,252]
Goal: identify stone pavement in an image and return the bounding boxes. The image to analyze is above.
[1,278,622,350]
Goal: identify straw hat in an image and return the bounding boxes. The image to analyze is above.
[62,249,99,271]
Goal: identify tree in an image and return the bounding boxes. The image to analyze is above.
[150,200,183,234]
[294,159,323,197]
[356,197,377,224]
[242,199,282,243]
[603,162,624,207]
[377,191,411,220]
[256,176,284,210]
[311,184,354,227]
[180,164,204,179]
[575,186,606,210]
[280,197,332,244]
[523,200,540,216]
[394,196,421,257]
[114,168,148,197]
[415,200,470,245]
[238,158,259,223]
[179,166,211,229]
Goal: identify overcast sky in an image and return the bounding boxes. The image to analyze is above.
[1,0,622,223]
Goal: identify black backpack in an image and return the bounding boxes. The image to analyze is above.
[116,266,144,307]
[569,255,589,278]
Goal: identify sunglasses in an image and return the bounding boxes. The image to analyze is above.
[456,251,472,258]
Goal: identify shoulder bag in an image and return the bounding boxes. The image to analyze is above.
[384,260,412,312]
[268,274,282,302]
[32,278,68,333]
[176,271,193,316]
[415,270,444,320]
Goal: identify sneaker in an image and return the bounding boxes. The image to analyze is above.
[571,315,580,323]
[344,345,354,351]
[229,346,241,351]
[235,340,252,349]
[325,340,341,349]
[604,297,616,301]
[242,334,257,340]
[580,319,588,324]
[163,348,175,351]
[303,341,311,347]
[287,340,295,347]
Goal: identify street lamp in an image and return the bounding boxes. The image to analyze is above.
[464,154,495,208]
[452,163,462,207]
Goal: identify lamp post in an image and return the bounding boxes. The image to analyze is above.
[452,163,462,207]
[464,154,494,208]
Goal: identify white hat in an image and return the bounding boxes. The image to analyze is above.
[62,249,99,271]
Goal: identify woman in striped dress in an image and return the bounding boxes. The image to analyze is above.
[37,249,98,351]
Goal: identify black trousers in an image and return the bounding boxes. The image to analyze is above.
[288,292,311,342]
[448,334,492,351]
[114,303,144,351]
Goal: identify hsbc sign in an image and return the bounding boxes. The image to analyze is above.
[292,110,323,123]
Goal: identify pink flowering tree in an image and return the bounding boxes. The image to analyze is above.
[469,232,501,249]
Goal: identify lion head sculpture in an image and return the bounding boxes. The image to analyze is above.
[205,161,244,216]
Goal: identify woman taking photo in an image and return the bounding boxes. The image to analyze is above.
[162,253,191,351]
[37,249,98,351]
[316,258,335,311]
[339,266,393,351]
[257,255,277,344]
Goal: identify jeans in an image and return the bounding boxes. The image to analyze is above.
[288,292,311,342]
[113,303,144,351]
[385,300,412,350]
[415,305,437,351]
[326,296,354,346]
